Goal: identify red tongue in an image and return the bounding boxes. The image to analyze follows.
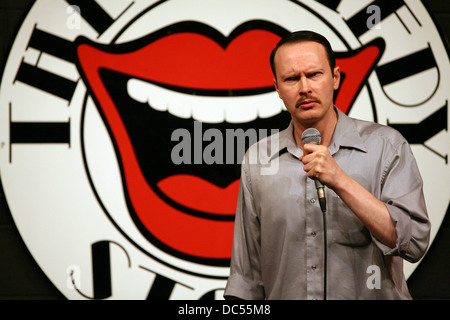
[157,175,239,214]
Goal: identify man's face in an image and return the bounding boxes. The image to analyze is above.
[273,41,340,128]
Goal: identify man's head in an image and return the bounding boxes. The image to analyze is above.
[271,30,340,131]
[270,30,336,78]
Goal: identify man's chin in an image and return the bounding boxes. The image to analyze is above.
[292,109,322,125]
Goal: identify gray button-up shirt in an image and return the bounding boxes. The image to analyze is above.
[224,107,430,300]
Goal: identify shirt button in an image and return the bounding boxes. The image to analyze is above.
[310,198,316,203]
[312,265,317,270]
[311,231,317,237]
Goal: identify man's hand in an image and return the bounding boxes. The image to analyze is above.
[299,143,342,189]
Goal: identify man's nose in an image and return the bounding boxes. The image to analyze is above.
[299,78,312,95]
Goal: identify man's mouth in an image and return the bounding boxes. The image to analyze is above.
[297,98,319,109]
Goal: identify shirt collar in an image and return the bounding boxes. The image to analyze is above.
[331,107,367,154]
[275,106,367,160]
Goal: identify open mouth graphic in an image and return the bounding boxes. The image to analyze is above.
[75,21,384,266]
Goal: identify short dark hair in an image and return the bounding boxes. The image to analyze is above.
[270,30,336,78]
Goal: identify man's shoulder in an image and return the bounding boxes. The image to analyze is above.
[349,115,407,146]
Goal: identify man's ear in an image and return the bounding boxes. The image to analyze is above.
[273,77,281,98]
[333,66,341,90]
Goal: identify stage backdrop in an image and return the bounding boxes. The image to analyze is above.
[0,0,449,299]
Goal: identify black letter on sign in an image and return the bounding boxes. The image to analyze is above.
[146,274,176,300]
[71,241,130,300]
[8,104,70,162]
[388,102,448,163]
[14,26,77,102]
[14,62,77,101]
[65,0,115,35]
[376,47,437,87]
[91,241,112,299]
[315,0,341,11]
[27,27,75,63]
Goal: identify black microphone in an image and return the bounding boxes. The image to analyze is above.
[301,128,326,213]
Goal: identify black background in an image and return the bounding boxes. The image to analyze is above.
[0,0,449,299]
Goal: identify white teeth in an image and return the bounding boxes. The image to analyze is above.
[168,101,191,119]
[191,101,223,123]
[127,78,285,123]
[225,102,257,123]
[127,79,148,104]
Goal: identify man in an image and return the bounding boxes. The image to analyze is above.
[224,30,430,300]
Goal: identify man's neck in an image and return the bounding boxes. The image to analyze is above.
[293,106,338,149]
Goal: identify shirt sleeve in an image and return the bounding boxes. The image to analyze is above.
[224,159,265,300]
[374,140,431,263]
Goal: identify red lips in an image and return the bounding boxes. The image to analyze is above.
[78,29,279,92]
[334,42,384,114]
[75,24,383,263]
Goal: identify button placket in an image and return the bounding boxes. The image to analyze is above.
[305,176,323,300]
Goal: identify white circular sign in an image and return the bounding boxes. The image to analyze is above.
[0,0,448,299]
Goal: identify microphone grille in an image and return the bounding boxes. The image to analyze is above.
[301,128,321,145]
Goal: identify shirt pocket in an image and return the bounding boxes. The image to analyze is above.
[329,194,371,247]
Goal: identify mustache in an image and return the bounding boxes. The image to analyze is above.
[295,96,321,108]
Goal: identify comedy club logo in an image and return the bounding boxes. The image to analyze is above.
[0,0,448,299]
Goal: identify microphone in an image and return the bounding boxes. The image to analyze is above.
[301,128,326,213]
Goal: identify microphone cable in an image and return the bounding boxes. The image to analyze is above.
[321,205,327,300]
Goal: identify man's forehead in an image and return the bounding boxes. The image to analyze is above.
[277,41,327,58]
[275,41,328,69]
